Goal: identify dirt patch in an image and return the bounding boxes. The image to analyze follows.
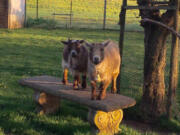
[122,120,174,135]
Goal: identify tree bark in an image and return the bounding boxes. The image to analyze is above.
[141,25,168,119]
[166,0,179,119]
[137,0,175,120]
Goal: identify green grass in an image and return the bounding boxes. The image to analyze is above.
[26,0,142,30]
[0,28,180,135]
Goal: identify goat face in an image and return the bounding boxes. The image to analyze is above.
[86,41,109,65]
[61,39,85,58]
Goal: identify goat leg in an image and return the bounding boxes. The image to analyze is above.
[111,73,118,94]
[73,74,80,90]
[90,80,97,100]
[81,74,87,89]
[62,68,68,85]
[98,82,103,90]
[98,80,110,100]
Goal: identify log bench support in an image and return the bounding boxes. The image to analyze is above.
[33,91,60,115]
[88,109,123,135]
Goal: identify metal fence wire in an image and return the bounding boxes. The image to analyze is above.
[26,0,142,31]
[25,0,180,106]
[25,0,144,99]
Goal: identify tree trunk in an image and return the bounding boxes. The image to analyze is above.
[137,0,175,120]
[166,0,179,119]
[141,25,168,119]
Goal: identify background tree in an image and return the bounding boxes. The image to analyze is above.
[137,0,179,121]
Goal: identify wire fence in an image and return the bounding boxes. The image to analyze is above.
[26,0,143,31]
[25,0,144,100]
[25,0,180,113]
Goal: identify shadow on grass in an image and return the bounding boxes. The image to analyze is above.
[56,100,88,121]
[0,95,90,135]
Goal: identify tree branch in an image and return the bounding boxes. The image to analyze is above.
[141,18,180,39]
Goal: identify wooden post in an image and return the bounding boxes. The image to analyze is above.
[24,0,26,27]
[36,0,39,19]
[117,0,127,93]
[167,0,179,119]
[70,0,72,28]
[103,0,107,30]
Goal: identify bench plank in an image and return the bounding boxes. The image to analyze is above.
[19,75,136,112]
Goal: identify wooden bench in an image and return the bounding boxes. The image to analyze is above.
[19,75,136,135]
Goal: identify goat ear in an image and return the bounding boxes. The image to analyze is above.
[102,41,110,48]
[61,41,69,45]
[85,42,92,48]
[77,43,82,48]
[79,40,85,43]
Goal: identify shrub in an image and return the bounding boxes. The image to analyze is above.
[26,17,57,29]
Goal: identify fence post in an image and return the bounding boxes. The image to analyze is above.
[24,0,26,27]
[117,0,127,93]
[70,0,73,28]
[103,0,107,30]
[36,0,39,19]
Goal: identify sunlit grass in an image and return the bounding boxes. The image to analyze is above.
[26,0,142,30]
[0,28,179,135]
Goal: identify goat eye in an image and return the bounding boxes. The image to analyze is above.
[101,48,104,51]
[68,47,71,51]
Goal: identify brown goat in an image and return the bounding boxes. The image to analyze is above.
[86,40,120,100]
[61,39,88,90]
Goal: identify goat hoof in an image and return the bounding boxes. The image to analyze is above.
[91,94,97,100]
[73,85,80,90]
[97,94,106,100]
[62,80,68,85]
[91,96,96,100]
[81,83,87,89]
[111,90,117,94]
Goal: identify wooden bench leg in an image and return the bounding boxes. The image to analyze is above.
[88,109,123,135]
[33,91,60,115]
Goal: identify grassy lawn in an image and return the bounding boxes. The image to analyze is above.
[26,0,142,30]
[0,28,180,135]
